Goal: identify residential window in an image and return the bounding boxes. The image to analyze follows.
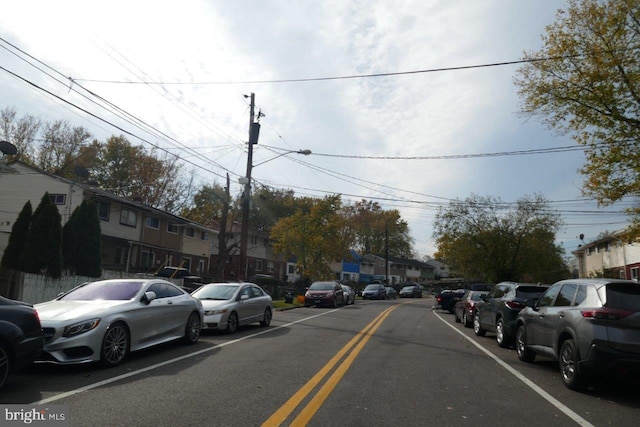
[181,258,191,271]
[120,208,137,227]
[288,264,295,274]
[146,217,160,229]
[267,261,274,272]
[167,223,178,234]
[97,201,110,221]
[632,267,639,281]
[198,259,205,274]
[255,260,263,271]
[251,236,258,245]
[49,194,66,205]
[200,231,208,241]
[185,228,195,238]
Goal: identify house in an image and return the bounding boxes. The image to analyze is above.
[329,250,361,283]
[0,161,217,277]
[572,231,640,280]
[424,259,451,279]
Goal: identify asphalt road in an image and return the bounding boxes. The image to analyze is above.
[3,298,639,426]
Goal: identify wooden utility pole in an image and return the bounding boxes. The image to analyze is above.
[239,93,259,280]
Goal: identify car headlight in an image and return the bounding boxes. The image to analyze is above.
[204,308,228,316]
[63,318,101,337]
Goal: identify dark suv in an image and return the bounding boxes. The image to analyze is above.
[515,278,640,390]
[362,283,388,300]
[473,281,549,348]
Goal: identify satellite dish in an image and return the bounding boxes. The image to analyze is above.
[0,140,18,156]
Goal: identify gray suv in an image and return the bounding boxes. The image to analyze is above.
[515,278,640,391]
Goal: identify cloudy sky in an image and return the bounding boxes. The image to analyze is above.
[0,0,631,259]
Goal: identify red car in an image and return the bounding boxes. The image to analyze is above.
[304,281,345,308]
[454,290,488,327]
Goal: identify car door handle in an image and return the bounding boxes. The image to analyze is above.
[167,301,173,305]
[559,312,565,318]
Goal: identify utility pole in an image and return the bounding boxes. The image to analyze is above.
[239,93,259,280]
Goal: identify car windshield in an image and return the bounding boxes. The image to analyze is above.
[60,281,144,301]
[401,286,414,291]
[309,282,334,291]
[192,284,239,300]
[604,283,640,312]
[364,285,383,291]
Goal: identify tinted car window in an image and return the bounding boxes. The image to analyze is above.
[554,283,577,307]
[604,283,640,311]
[149,283,184,298]
[491,285,510,299]
[251,286,265,297]
[310,282,335,291]
[537,284,561,307]
[515,286,548,300]
[575,284,587,305]
[61,281,143,301]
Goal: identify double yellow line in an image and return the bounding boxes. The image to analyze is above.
[262,303,405,427]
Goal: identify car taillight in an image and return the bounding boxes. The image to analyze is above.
[436,296,442,303]
[505,301,526,310]
[580,307,634,320]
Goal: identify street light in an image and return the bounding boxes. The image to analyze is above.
[238,146,312,280]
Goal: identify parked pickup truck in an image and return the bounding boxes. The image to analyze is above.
[433,284,493,313]
[433,289,466,313]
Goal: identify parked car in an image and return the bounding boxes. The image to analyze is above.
[362,283,388,300]
[473,281,549,348]
[35,279,203,366]
[433,289,466,313]
[515,278,640,391]
[454,290,489,327]
[341,284,356,305]
[0,296,44,390]
[385,287,398,299]
[399,284,423,298]
[192,282,272,333]
[305,281,345,307]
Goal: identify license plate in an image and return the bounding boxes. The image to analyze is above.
[315,300,321,304]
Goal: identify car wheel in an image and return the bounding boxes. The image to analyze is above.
[183,312,201,344]
[226,312,239,334]
[496,318,510,348]
[473,312,486,337]
[100,322,129,367]
[560,339,588,391]
[260,307,272,327]
[462,311,470,328]
[516,325,536,363]
[0,343,10,389]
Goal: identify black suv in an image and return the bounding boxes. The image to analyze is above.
[473,281,549,347]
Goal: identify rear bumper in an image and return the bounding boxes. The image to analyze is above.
[580,342,640,375]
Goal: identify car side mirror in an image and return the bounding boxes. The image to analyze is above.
[142,291,157,304]
[480,295,488,302]
[240,294,249,301]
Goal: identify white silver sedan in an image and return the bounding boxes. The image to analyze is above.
[192,282,273,334]
[35,279,203,366]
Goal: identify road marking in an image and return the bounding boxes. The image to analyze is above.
[433,311,595,427]
[262,303,407,427]
[30,308,340,405]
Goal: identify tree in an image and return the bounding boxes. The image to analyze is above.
[0,106,41,163]
[63,200,102,277]
[514,0,640,223]
[37,120,93,177]
[271,195,352,281]
[1,200,32,269]
[433,194,568,283]
[20,193,63,278]
[91,135,195,213]
[345,200,413,257]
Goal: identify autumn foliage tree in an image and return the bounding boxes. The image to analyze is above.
[515,0,640,226]
[433,194,568,283]
[271,195,352,282]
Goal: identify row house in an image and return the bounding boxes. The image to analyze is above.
[572,231,640,280]
[357,254,435,285]
[0,161,216,277]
